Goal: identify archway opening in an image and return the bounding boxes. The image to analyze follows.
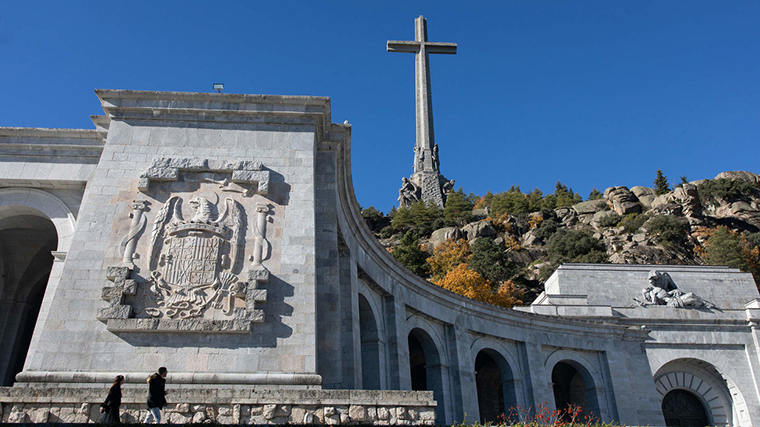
[662,389,710,427]
[0,207,58,386]
[408,328,445,422]
[358,294,381,389]
[551,361,596,422]
[475,350,504,423]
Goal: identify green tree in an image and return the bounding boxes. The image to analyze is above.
[391,231,430,277]
[553,181,582,208]
[587,188,602,200]
[703,226,746,269]
[443,188,474,225]
[654,169,670,195]
[408,200,442,236]
[491,186,529,216]
[526,188,545,212]
[468,238,516,286]
[391,205,413,232]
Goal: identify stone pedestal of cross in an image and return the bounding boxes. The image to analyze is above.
[388,15,456,208]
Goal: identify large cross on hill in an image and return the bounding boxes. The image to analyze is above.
[388,16,457,208]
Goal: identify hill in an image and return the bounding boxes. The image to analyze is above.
[362,171,760,305]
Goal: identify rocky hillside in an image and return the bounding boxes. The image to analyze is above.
[362,171,760,305]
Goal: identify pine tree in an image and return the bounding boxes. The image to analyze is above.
[390,231,430,277]
[654,169,670,195]
[587,188,602,200]
[443,188,474,225]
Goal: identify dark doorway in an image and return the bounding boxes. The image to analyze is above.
[408,332,427,391]
[408,328,446,423]
[662,389,710,427]
[475,350,504,423]
[552,361,595,422]
[358,294,381,389]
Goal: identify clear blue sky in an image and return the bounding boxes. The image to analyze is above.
[1,1,758,213]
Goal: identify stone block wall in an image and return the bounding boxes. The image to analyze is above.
[0,387,436,425]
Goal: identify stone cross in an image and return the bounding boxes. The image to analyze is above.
[387,15,456,175]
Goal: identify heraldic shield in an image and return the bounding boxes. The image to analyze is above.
[144,195,244,319]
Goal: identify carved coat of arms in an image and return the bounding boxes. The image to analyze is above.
[145,195,244,319]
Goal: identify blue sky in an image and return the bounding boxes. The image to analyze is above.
[1,1,758,213]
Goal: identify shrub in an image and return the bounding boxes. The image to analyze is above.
[645,215,689,248]
[533,217,559,241]
[379,226,394,239]
[698,178,759,205]
[546,229,607,266]
[361,206,386,231]
[598,212,622,228]
[620,213,650,233]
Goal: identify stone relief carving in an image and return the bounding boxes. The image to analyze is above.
[97,157,275,333]
[635,270,716,309]
[143,195,243,319]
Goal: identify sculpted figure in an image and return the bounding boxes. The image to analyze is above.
[442,179,454,196]
[432,143,440,171]
[398,177,420,207]
[639,270,715,309]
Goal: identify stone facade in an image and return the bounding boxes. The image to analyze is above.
[0,90,759,426]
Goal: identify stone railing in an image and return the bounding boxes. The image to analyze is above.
[0,386,436,425]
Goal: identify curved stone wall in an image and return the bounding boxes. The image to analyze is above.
[328,137,663,426]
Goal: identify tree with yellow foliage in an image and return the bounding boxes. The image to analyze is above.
[428,238,470,283]
[427,238,523,308]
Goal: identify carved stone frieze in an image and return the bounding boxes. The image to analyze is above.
[98,157,276,333]
[138,157,270,195]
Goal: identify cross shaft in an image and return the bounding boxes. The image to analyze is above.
[387,16,456,168]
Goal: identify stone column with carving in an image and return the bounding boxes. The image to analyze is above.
[121,200,148,268]
[251,203,270,268]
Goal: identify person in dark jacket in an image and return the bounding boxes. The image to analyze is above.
[99,375,124,424]
[143,367,168,423]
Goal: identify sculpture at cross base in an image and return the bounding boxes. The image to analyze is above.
[388,16,456,208]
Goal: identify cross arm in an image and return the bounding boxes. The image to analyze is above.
[425,42,457,55]
[387,40,419,53]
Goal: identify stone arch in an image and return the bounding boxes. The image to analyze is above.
[407,323,447,424]
[0,188,76,252]
[654,358,750,427]
[358,293,382,390]
[0,193,63,386]
[544,350,604,422]
[470,337,527,421]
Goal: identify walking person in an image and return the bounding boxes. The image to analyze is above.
[144,367,168,424]
[99,375,125,424]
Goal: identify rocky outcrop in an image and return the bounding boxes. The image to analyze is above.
[462,220,497,241]
[604,186,642,215]
[715,171,760,185]
[631,186,656,209]
[430,227,463,248]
